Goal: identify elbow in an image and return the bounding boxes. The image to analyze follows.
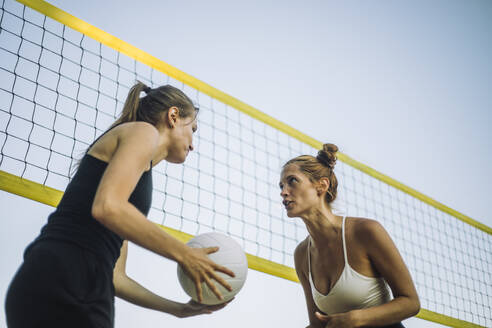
[396,293,420,318]
[113,272,129,298]
[409,295,421,317]
[91,198,118,225]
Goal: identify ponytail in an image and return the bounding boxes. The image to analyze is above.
[111,82,148,128]
[77,81,196,164]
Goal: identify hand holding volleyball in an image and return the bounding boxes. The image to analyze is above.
[178,244,235,303]
[178,232,248,305]
[175,299,231,318]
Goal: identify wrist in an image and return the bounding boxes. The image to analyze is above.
[173,303,185,318]
[350,309,364,327]
[171,240,191,265]
[166,301,186,318]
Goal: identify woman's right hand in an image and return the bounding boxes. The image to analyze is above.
[176,299,232,318]
[180,246,235,303]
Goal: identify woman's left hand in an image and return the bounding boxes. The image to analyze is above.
[177,299,232,318]
[315,311,357,328]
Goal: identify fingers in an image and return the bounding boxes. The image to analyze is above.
[193,269,234,303]
[209,270,233,291]
[216,297,233,308]
[214,264,236,278]
[189,298,230,311]
[207,302,228,311]
[198,247,235,278]
[204,246,219,254]
[194,276,203,303]
[192,270,226,302]
[315,311,330,322]
[187,247,237,302]
[203,272,224,301]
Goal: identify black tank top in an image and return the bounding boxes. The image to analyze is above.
[31,154,153,267]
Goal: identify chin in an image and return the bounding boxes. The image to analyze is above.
[285,210,298,218]
[167,156,186,164]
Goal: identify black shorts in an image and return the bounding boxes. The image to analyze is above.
[5,239,115,328]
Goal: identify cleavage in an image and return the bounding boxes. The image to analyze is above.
[310,245,345,295]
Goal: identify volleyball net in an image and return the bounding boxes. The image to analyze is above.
[0,0,490,327]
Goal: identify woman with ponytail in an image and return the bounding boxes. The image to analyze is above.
[280,144,420,328]
[6,82,234,327]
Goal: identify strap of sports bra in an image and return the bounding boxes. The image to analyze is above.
[307,216,349,274]
[341,216,348,265]
[307,236,312,276]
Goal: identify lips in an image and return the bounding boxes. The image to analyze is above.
[283,200,294,209]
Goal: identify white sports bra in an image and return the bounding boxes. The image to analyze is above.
[308,216,391,315]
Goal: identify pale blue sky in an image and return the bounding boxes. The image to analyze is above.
[2,1,491,327]
[47,0,491,226]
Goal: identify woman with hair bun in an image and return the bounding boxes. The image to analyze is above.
[6,82,234,327]
[280,144,420,328]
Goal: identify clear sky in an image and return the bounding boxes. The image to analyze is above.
[2,0,491,327]
[46,0,491,227]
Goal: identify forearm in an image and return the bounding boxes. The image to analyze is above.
[114,273,184,317]
[94,202,189,263]
[352,296,420,327]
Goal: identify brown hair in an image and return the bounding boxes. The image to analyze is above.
[74,82,197,173]
[111,81,198,128]
[284,143,339,205]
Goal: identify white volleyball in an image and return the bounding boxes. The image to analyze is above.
[177,232,248,305]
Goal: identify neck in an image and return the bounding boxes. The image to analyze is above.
[151,126,172,165]
[152,134,169,165]
[300,204,342,248]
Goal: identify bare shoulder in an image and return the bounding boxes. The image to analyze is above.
[294,237,309,270]
[349,217,387,241]
[89,122,159,162]
[349,217,398,260]
[116,121,159,139]
[294,237,309,257]
[113,122,160,164]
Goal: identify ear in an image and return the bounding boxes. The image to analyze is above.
[316,178,330,196]
[166,106,179,128]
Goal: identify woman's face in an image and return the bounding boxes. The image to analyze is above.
[279,164,319,218]
[166,112,197,164]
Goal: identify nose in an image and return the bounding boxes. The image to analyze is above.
[189,143,194,152]
[280,186,288,198]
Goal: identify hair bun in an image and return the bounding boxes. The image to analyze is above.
[316,143,338,170]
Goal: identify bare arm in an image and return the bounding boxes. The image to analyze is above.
[114,241,182,316]
[349,220,420,327]
[92,123,233,302]
[92,123,188,263]
[113,241,228,318]
[294,239,324,328]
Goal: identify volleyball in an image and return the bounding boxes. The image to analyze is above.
[177,232,248,305]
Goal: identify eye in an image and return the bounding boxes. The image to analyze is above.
[192,125,197,133]
[288,177,298,185]
[279,183,283,190]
